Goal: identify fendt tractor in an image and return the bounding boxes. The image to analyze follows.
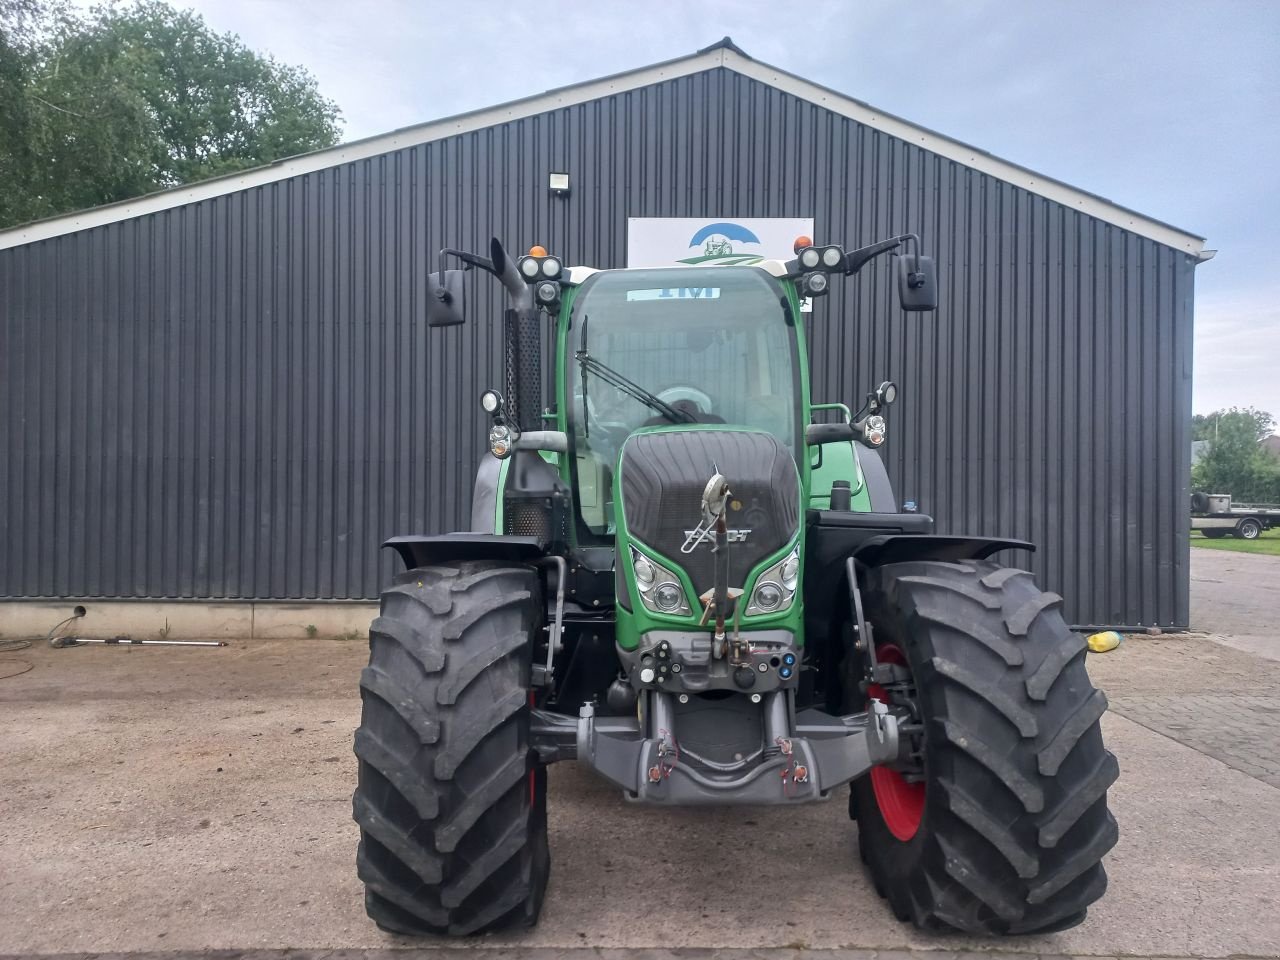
[351,232,1119,937]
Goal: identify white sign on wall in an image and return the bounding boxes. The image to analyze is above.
[626,217,815,269]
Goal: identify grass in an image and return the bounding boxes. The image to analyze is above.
[1190,527,1280,555]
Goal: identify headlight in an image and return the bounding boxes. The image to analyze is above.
[519,256,540,278]
[540,257,562,278]
[654,583,683,611]
[631,547,691,616]
[780,555,799,590]
[753,581,784,611]
[821,246,843,268]
[536,280,559,303]
[633,554,655,588]
[799,247,821,269]
[746,545,799,617]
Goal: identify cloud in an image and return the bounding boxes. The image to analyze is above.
[1194,286,1280,416]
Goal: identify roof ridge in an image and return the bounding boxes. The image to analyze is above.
[697,36,752,59]
[0,43,1205,253]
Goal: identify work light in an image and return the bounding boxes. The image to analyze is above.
[803,271,829,297]
[799,247,821,269]
[864,415,886,446]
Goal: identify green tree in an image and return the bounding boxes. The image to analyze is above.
[1192,407,1275,443]
[0,0,342,228]
[1192,407,1280,503]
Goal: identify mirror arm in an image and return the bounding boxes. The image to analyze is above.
[434,242,534,313]
[843,236,906,276]
[442,247,495,274]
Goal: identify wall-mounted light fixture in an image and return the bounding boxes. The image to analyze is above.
[549,172,570,197]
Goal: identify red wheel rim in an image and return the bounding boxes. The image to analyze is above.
[867,643,925,841]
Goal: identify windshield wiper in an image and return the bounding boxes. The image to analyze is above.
[576,315,694,426]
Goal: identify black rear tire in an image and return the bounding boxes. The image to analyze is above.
[852,559,1118,935]
[352,561,550,936]
[1201,529,1228,539]
[1236,518,1262,540]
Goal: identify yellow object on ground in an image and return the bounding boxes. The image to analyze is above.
[1087,630,1124,653]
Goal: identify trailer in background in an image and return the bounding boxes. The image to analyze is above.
[1190,493,1280,540]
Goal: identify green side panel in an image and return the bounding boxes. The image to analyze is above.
[808,440,871,511]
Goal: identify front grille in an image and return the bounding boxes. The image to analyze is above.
[619,430,800,597]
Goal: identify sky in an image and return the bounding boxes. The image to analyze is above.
[92,0,1280,418]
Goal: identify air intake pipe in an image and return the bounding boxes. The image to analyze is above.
[490,238,543,433]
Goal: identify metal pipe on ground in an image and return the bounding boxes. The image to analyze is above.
[51,637,227,648]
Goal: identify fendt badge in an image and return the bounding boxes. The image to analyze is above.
[680,471,748,553]
[682,527,751,548]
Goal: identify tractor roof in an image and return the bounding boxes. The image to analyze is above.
[565,261,791,285]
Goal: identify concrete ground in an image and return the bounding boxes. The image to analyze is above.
[1190,546,1280,661]
[1,551,1277,959]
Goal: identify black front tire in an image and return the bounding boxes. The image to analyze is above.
[1201,529,1228,539]
[352,561,550,936]
[852,559,1118,935]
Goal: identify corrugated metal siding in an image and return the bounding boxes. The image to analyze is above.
[0,67,1195,626]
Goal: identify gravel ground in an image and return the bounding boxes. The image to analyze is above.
[1,625,1278,958]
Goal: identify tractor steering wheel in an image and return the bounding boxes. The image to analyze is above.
[657,385,715,416]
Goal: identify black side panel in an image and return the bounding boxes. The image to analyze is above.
[619,430,801,596]
[383,534,543,570]
[503,451,571,547]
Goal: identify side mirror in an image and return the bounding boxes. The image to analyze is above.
[896,255,938,312]
[426,269,466,327]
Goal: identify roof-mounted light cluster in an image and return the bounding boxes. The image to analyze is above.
[517,244,564,310]
[792,236,845,298]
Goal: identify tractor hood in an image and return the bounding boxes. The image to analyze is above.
[617,428,801,605]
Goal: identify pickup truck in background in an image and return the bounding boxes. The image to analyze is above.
[1191,493,1280,539]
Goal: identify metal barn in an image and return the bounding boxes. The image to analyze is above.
[0,40,1207,629]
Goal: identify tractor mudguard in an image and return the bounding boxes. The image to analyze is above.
[852,534,1033,568]
[854,445,897,512]
[382,533,545,570]
[470,455,503,533]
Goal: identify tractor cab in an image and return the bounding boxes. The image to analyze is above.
[565,264,802,537]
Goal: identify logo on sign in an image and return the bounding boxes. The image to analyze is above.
[678,222,765,266]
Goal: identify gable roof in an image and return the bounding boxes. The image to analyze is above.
[0,38,1206,254]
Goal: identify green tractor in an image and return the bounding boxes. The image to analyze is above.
[351,233,1118,937]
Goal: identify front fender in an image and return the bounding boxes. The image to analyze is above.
[383,534,545,571]
[853,534,1033,568]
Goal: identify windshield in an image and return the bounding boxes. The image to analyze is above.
[568,267,800,536]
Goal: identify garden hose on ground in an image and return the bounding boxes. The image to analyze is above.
[0,612,85,680]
